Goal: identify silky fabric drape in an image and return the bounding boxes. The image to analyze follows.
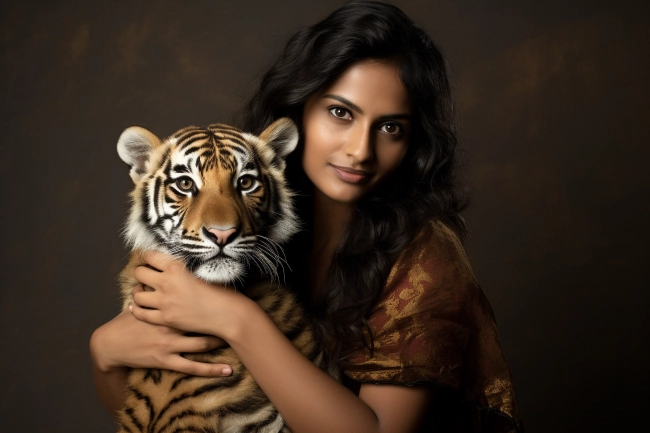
[343,221,523,432]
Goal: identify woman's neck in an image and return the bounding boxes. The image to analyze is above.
[307,188,352,298]
[311,189,352,254]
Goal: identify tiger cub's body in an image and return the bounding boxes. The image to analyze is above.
[115,119,316,433]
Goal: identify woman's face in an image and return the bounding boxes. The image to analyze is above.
[301,60,411,205]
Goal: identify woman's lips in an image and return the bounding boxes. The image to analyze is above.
[330,164,371,184]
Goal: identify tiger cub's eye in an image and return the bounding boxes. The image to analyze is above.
[176,177,194,192]
[238,175,255,191]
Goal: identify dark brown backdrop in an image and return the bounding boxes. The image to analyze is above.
[1,1,648,431]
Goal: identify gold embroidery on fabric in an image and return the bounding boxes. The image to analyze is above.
[485,378,516,419]
[343,220,522,431]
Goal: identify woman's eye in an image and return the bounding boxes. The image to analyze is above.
[328,106,352,120]
[380,122,403,135]
[176,177,194,192]
[238,175,256,191]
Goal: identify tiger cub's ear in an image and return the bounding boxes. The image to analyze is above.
[259,118,299,170]
[117,126,162,183]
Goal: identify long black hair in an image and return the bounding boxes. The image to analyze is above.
[242,0,467,369]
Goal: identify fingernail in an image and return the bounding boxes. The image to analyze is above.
[222,367,232,376]
[128,304,133,312]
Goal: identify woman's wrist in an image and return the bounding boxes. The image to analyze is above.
[213,291,263,346]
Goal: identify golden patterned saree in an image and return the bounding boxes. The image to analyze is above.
[342,221,523,432]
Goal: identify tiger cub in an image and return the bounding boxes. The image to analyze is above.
[115,118,317,433]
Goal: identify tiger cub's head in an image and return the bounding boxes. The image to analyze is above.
[117,118,299,284]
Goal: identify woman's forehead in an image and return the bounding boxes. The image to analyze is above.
[317,60,411,116]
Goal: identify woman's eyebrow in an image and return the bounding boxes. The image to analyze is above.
[322,94,364,114]
[377,113,412,121]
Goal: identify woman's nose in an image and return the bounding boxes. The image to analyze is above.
[343,126,374,163]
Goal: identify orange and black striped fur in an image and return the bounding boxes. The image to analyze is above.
[115,119,318,433]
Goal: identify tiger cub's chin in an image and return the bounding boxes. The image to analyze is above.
[194,256,245,283]
[114,118,320,433]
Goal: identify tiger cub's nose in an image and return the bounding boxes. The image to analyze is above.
[204,227,238,246]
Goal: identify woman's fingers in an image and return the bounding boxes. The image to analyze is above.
[132,285,159,309]
[167,356,233,377]
[133,265,164,288]
[94,308,231,379]
[129,303,164,325]
[140,250,178,271]
[177,335,228,353]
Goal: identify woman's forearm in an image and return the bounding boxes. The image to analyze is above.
[223,299,382,433]
[90,329,127,417]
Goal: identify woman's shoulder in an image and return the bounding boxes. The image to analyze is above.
[380,219,484,321]
[389,219,476,283]
[346,220,524,432]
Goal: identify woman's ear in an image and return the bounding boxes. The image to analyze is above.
[116,126,161,183]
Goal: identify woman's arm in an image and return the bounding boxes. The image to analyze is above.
[131,251,431,433]
[226,298,431,433]
[89,309,230,417]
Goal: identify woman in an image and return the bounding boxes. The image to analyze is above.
[91,1,522,431]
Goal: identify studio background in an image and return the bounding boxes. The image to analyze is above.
[1,1,648,431]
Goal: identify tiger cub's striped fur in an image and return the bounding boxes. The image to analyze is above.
[116,118,317,433]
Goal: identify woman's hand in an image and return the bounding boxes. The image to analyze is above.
[130,250,250,341]
[90,307,231,416]
[91,309,230,376]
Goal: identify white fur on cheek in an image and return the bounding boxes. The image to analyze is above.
[121,145,171,252]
